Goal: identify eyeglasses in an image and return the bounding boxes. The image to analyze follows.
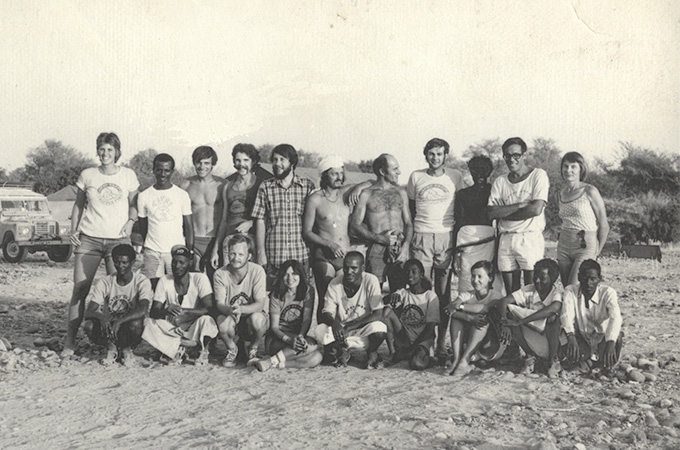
[503,153,523,161]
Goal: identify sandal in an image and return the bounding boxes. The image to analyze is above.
[521,355,536,375]
[100,348,118,366]
[334,347,351,368]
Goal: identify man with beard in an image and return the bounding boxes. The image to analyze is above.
[141,245,217,365]
[488,137,549,293]
[350,154,412,293]
[406,138,466,363]
[251,144,315,288]
[302,155,372,318]
[213,234,268,367]
[316,252,387,369]
[210,144,272,269]
[179,146,225,277]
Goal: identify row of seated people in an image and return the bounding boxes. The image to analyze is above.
[84,235,623,377]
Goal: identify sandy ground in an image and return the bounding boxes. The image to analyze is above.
[1,250,680,450]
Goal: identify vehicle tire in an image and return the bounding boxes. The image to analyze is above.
[47,245,73,263]
[2,238,26,263]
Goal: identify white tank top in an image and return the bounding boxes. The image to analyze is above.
[559,191,598,232]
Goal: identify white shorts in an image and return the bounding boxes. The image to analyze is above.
[315,321,387,352]
[497,231,544,272]
[142,248,173,279]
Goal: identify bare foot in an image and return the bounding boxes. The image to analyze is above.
[451,360,472,377]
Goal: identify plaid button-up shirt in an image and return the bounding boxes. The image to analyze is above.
[251,173,315,267]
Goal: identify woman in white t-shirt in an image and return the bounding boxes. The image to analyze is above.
[63,132,140,356]
[445,261,502,377]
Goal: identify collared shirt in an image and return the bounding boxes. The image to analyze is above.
[561,283,622,346]
[251,173,315,266]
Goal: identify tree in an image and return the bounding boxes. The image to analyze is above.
[21,140,95,195]
[606,143,680,197]
[125,149,158,190]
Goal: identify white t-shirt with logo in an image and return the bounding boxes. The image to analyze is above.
[86,271,153,319]
[76,166,139,239]
[407,168,466,233]
[213,262,268,312]
[137,185,192,253]
[508,284,562,332]
[391,288,440,343]
[488,168,549,234]
[323,272,383,325]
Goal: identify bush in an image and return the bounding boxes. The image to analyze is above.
[605,193,680,244]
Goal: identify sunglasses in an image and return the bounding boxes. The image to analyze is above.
[503,152,523,161]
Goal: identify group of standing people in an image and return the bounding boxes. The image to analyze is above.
[61,132,622,378]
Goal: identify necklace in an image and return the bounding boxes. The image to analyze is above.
[322,189,340,228]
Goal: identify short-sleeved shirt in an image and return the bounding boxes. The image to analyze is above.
[76,166,139,239]
[269,286,315,334]
[153,273,213,309]
[407,168,466,233]
[488,168,549,233]
[391,288,440,342]
[323,272,383,325]
[251,173,315,266]
[511,284,562,310]
[213,262,267,311]
[457,289,502,306]
[86,271,153,320]
[137,185,192,253]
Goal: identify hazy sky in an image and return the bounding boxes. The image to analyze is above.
[1,0,678,178]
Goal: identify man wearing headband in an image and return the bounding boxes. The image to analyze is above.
[303,155,371,319]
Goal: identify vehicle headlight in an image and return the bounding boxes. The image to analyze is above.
[60,226,69,235]
[19,226,30,236]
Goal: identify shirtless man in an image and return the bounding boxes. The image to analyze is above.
[303,155,371,318]
[351,154,412,293]
[179,146,225,278]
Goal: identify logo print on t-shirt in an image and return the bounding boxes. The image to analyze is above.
[280,303,303,330]
[97,183,123,205]
[107,295,132,319]
[417,184,450,204]
[229,292,251,306]
[150,195,177,222]
[399,304,425,329]
[344,304,366,322]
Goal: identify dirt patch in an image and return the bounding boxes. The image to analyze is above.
[1,251,679,449]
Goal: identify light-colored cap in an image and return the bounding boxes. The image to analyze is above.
[318,154,344,176]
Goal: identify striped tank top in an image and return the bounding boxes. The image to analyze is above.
[559,191,598,232]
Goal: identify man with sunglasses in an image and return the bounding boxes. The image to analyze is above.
[488,137,549,293]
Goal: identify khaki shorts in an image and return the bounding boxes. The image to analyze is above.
[142,248,172,279]
[497,231,544,272]
[410,231,454,277]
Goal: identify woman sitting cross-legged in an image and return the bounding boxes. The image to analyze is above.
[252,260,322,371]
[445,260,503,377]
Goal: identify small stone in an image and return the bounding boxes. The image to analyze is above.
[637,357,652,368]
[595,420,608,429]
[636,403,653,410]
[33,338,47,347]
[394,415,400,422]
[660,399,672,408]
[628,370,645,383]
[643,372,657,382]
[648,335,656,341]
[26,324,40,334]
[619,389,635,399]
[574,444,586,450]
[601,399,615,406]
[435,432,448,440]
[645,413,660,427]
[661,426,678,437]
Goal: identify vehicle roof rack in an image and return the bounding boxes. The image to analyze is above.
[1,182,34,190]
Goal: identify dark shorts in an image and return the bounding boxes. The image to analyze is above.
[366,243,405,291]
[312,246,343,272]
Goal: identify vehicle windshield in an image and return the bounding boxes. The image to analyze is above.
[1,200,50,213]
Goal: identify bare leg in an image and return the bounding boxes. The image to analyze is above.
[453,324,489,376]
[448,318,465,373]
[435,267,452,360]
[522,270,534,288]
[366,332,386,368]
[502,270,521,294]
[246,313,268,356]
[545,316,561,360]
[216,315,237,353]
[65,252,104,352]
[510,326,533,357]
[409,346,429,371]
[557,254,573,288]
[380,307,402,356]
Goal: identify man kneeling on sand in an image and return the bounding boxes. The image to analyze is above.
[316,252,387,369]
[213,234,269,368]
[142,245,218,365]
[83,244,152,366]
